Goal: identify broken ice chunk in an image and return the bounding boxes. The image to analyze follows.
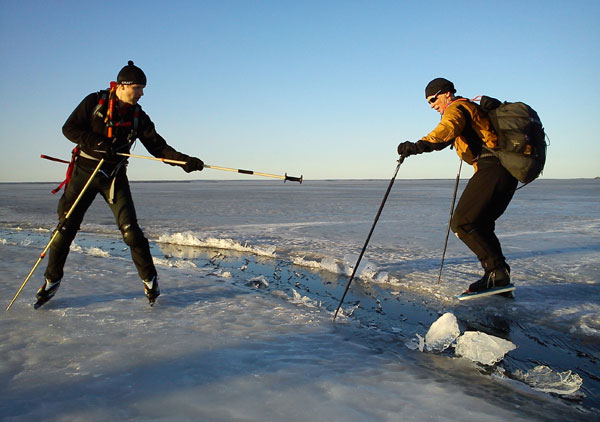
[455,331,517,365]
[425,312,461,352]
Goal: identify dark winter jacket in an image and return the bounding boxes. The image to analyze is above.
[62,90,192,170]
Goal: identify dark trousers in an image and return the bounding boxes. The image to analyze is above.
[44,162,157,283]
[450,157,518,272]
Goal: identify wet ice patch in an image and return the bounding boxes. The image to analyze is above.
[455,331,517,366]
[425,313,460,352]
[513,365,583,395]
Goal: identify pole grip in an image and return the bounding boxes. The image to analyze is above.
[284,173,303,184]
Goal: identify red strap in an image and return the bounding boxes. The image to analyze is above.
[51,147,79,194]
[107,82,117,138]
[449,97,481,105]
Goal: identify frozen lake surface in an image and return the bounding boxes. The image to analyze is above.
[1,178,598,421]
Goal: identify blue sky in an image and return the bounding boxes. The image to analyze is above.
[1,1,598,182]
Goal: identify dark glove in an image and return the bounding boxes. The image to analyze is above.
[183,157,204,173]
[397,141,418,158]
[96,138,119,159]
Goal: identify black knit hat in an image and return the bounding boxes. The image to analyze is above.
[117,60,147,85]
[425,78,455,98]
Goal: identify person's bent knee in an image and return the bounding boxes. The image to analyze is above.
[51,225,77,251]
[121,223,148,247]
[451,220,476,239]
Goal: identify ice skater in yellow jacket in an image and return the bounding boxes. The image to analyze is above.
[398,78,518,294]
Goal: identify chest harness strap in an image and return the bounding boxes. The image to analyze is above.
[74,84,140,203]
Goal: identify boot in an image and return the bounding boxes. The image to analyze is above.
[34,279,61,309]
[142,276,160,305]
[468,267,510,293]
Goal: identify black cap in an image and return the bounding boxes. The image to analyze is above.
[425,78,455,98]
[117,60,147,85]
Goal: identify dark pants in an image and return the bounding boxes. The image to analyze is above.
[44,162,157,283]
[450,157,518,272]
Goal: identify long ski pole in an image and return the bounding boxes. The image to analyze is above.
[436,158,462,285]
[116,153,303,183]
[6,158,105,312]
[333,157,404,321]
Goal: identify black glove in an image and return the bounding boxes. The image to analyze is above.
[96,138,119,159]
[397,141,418,158]
[183,157,204,173]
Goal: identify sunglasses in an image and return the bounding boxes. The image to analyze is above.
[427,89,442,104]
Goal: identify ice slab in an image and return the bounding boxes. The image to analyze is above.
[455,331,517,366]
[425,312,460,352]
[513,365,583,395]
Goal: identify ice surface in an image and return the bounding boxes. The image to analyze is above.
[425,312,460,352]
[3,247,554,422]
[455,332,517,366]
[1,179,598,419]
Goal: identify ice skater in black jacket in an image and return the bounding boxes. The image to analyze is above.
[36,60,205,308]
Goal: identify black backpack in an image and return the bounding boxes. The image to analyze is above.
[479,96,547,184]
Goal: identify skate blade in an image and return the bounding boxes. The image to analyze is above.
[457,284,516,301]
[33,299,47,309]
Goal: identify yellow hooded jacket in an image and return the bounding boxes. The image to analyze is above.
[417,98,497,172]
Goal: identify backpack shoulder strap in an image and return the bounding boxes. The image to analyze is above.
[92,90,109,119]
[456,101,485,157]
